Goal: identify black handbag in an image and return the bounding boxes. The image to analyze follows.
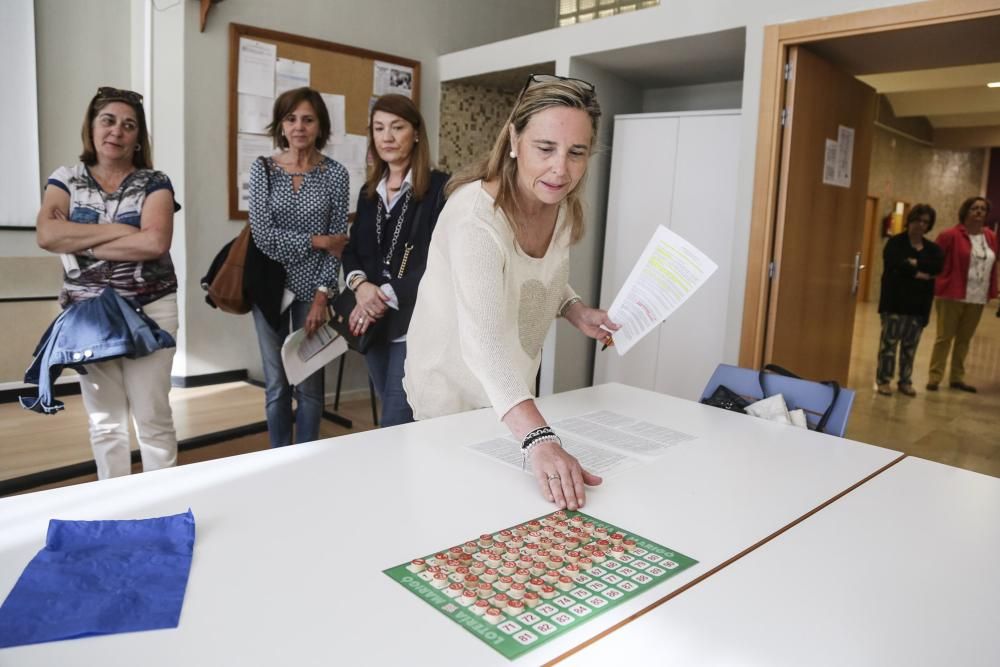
[700,384,751,413]
[329,289,383,354]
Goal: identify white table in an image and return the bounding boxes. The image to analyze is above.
[564,456,1000,666]
[0,383,900,666]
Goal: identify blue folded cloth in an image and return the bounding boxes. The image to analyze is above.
[0,510,195,649]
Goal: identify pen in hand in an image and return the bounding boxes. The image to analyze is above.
[600,334,615,352]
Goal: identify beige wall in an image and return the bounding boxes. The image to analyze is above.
[866,125,986,300]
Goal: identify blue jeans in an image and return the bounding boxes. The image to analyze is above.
[252,302,324,447]
[365,341,413,427]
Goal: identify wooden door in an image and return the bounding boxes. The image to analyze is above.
[857,195,879,303]
[764,46,877,385]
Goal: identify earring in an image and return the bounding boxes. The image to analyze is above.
[135,144,141,152]
[509,150,516,159]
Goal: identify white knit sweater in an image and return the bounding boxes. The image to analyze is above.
[403,181,577,420]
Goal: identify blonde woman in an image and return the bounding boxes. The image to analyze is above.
[404,76,619,509]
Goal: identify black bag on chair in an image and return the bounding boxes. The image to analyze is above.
[700,384,751,413]
[758,363,841,434]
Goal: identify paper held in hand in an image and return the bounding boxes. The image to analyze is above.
[604,225,718,355]
[280,323,348,386]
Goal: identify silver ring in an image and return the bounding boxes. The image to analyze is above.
[547,473,560,481]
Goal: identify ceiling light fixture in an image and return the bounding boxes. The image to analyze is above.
[988,81,1000,88]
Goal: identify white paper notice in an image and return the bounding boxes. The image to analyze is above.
[835,125,854,188]
[238,94,273,134]
[275,58,310,96]
[606,226,718,355]
[321,93,347,143]
[236,133,275,211]
[467,411,694,478]
[373,60,414,98]
[237,38,276,98]
[822,138,839,186]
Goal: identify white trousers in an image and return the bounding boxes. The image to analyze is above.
[79,293,178,479]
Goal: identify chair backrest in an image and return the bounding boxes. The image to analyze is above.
[701,364,856,437]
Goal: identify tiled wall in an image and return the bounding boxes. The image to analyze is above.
[865,126,986,299]
[438,82,519,174]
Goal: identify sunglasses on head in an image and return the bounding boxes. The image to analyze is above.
[95,87,144,105]
[517,74,596,100]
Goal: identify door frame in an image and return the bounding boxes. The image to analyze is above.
[738,0,1000,368]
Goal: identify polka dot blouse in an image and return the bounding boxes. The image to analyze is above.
[248,155,349,301]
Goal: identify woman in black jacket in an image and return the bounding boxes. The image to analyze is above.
[341,94,448,426]
[876,204,944,396]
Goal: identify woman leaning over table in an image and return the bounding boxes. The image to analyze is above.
[35,87,181,479]
[404,76,620,510]
[926,196,997,393]
[248,87,349,446]
[341,94,448,427]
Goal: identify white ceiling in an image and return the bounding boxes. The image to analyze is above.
[859,63,1000,128]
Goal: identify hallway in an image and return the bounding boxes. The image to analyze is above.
[847,300,999,477]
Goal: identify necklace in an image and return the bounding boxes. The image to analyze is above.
[374,190,412,281]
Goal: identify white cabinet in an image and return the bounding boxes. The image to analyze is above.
[592,111,741,400]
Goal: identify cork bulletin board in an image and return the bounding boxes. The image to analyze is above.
[227,23,420,219]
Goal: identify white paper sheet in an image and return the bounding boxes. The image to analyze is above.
[237,38,276,98]
[321,93,346,144]
[327,133,368,170]
[605,225,718,355]
[467,411,694,478]
[835,125,854,188]
[236,133,275,212]
[822,138,839,186]
[275,57,310,96]
[467,435,637,478]
[238,93,273,135]
[373,60,414,98]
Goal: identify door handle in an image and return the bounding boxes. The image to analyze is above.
[851,251,862,295]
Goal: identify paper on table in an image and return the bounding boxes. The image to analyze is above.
[238,93,272,134]
[236,133,275,211]
[606,225,718,355]
[237,38,275,98]
[321,93,346,144]
[468,435,637,478]
[275,57,310,96]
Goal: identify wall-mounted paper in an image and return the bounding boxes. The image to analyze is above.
[275,58,310,96]
[373,61,413,98]
[835,125,854,188]
[605,225,718,356]
[238,94,273,135]
[822,138,839,186]
[320,93,346,144]
[237,38,275,98]
[236,133,276,212]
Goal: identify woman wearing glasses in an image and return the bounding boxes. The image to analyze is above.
[926,196,997,393]
[341,94,449,427]
[35,87,181,479]
[405,76,619,509]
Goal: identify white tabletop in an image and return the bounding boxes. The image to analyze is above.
[564,455,1000,667]
[0,383,901,666]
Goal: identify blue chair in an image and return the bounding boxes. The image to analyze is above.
[700,364,856,437]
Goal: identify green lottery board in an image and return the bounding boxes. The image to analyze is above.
[383,510,697,660]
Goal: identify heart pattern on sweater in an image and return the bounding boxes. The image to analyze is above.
[518,259,570,357]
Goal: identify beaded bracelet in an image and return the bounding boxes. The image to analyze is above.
[521,427,562,470]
